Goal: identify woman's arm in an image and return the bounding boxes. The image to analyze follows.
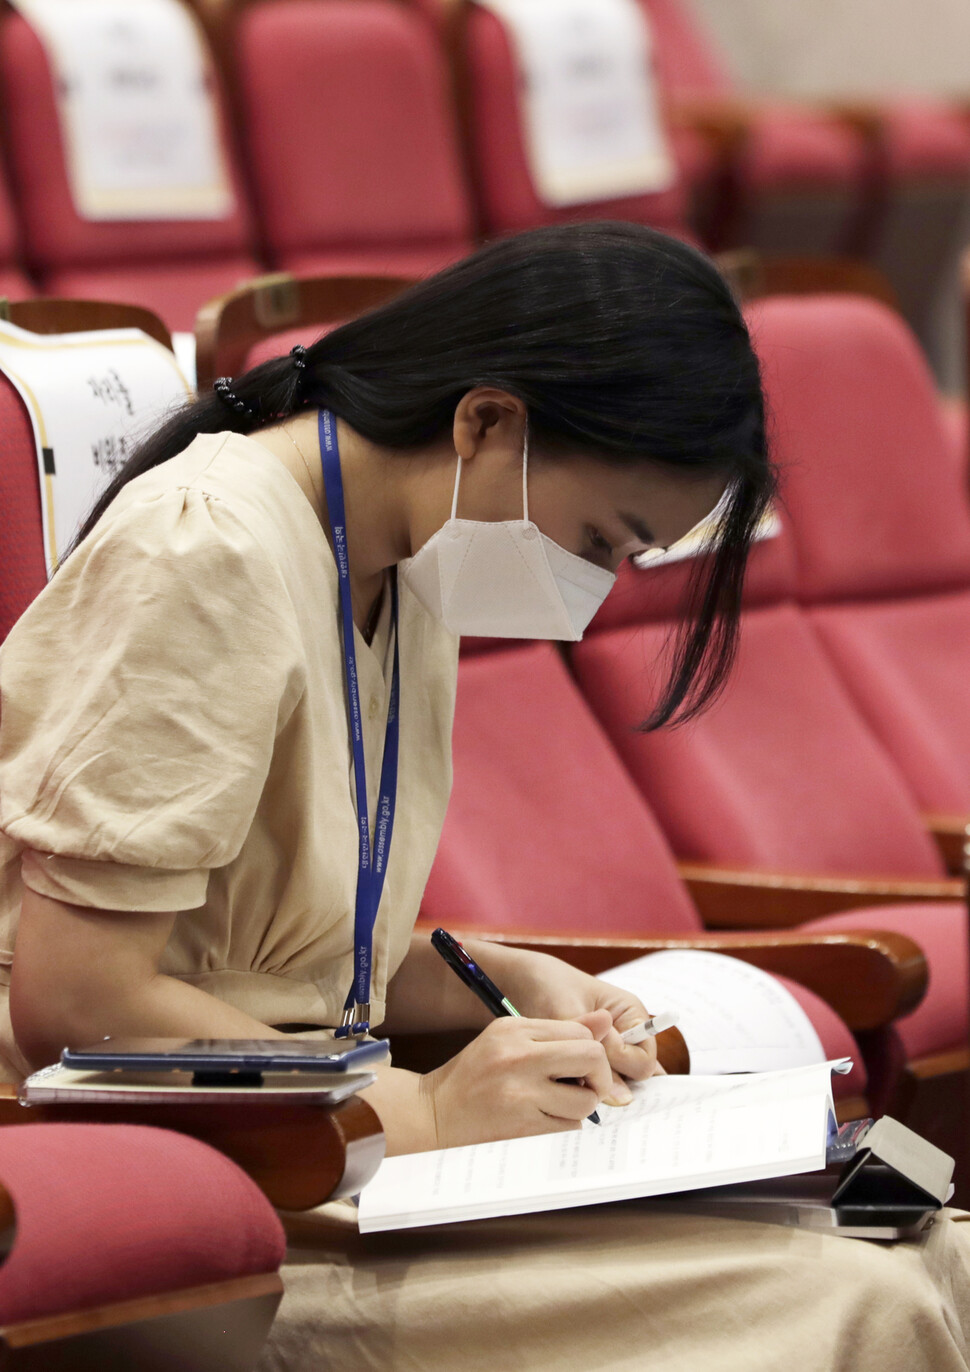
[10,885,284,1071]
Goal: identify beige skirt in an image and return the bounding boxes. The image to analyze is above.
[258,1201,970,1372]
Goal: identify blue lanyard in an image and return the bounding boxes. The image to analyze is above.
[318,409,400,1037]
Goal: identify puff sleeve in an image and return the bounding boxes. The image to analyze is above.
[0,485,306,911]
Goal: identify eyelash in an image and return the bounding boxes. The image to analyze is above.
[586,527,613,556]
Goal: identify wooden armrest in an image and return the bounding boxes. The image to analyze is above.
[0,1090,384,1211]
[678,861,964,929]
[923,813,969,875]
[665,95,755,156]
[445,927,927,1033]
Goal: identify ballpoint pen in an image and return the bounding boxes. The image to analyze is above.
[431,927,604,1124]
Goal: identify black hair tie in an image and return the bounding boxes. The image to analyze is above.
[290,344,307,370]
[213,376,256,421]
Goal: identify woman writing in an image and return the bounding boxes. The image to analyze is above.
[2,224,969,1369]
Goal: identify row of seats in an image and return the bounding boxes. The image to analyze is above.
[0,0,969,387]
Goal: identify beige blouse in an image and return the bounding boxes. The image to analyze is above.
[0,432,459,1079]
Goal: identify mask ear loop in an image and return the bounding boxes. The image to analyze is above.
[450,422,531,521]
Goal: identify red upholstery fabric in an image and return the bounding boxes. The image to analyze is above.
[0,1123,284,1324]
[573,602,946,877]
[753,295,970,812]
[0,12,259,328]
[0,269,32,302]
[423,641,868,1097]
[810,593,970,815]
[236,1,473,265]
[777,975,867,1096]
[801,904,970,1063]
[0,383,46,643]
[877,101,970,180]
[939,395,969,480]
[43,256,259,336]
[463,3,689,236]
[736,104,867,192]
[750,295,970,603]
[280,244,467,280]
[423,643,700,937]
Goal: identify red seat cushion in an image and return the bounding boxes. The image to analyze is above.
[0,383,46,642]
[423,642,701,937]
[737,104,867,191]
[279,244,467,281]
[776,975,867,1099]
[573,602,946,877]
[464,3,689,237]
[0,1123,284,1324]
[810,593,970,814]
[237,1,473,266]
[878,101,970,180]
[42,256,260,336]
[802,903,970,1063]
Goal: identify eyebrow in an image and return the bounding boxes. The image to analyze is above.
[619,511,656,545]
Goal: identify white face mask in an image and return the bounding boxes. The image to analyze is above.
[399,433,617,640]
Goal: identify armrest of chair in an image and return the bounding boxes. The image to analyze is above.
[0,1089,384,1211]
[664,94,756,158]
[923,813,969,875]
[678,861,964,929]
[458,927,926,1034]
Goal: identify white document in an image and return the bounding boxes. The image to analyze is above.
[12,0,233,220]
[0,319,191,573]
[599,949,826,1075]
[358,1060,847,1232]
[477,0,675,205]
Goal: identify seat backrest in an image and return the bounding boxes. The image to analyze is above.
[232,0,473,265]
[0,381,46,642]
[0,300,179,642]
[573,596,946,878]
[642,0,732,98]
[749,294,970,605]
[462,0,689,236]
[0,7,255,275]
[421,641,702,935]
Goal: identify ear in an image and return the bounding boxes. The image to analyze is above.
[453,387,527,463]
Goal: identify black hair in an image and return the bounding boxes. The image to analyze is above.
[74,222,773,728]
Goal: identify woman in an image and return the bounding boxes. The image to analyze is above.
[2,223,969,1370]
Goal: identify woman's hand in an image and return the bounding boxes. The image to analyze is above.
[420,1010,618,1149]
[461,941,664,1092]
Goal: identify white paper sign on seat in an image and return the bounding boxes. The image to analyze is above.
[11,0,234,220]
[0,321,191,574]
[476,0,675,206]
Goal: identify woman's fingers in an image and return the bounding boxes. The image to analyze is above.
[601,1024,660,1082]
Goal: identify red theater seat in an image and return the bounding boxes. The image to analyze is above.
[0,10,260,332]
[0,1123,283,1367]
[755,293,970,826]
[644,0,970,385]
[420,640,952,1114]
[571,533,968,1098]
[644,0,869,252]
[227,0,474,278]
[460,0,690,238]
